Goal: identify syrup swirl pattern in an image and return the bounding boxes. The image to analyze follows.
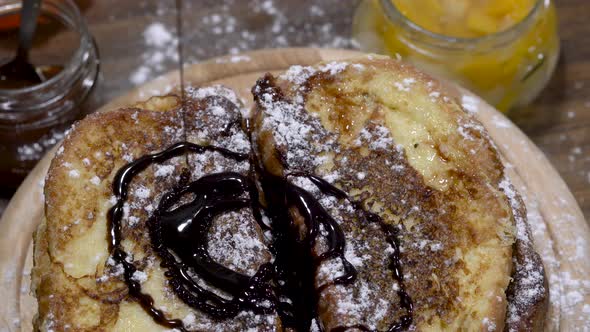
[107,142,412,331]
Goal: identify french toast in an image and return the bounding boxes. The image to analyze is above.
[33,87,280,331]
[32,56,547,331]
[251,56,547,331]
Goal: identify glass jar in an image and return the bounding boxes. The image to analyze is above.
[0,0,99,190]
[353,0,559,113]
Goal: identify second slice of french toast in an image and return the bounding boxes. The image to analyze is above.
[251,56,543,331]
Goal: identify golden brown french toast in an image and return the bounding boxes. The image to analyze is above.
[33,87,280,331]
[33,56,547,332]
[251,56,546,331]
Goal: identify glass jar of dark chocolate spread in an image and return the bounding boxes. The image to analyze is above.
[0,0,99,191]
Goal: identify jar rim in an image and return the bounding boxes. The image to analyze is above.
[0,0,93,96]
[379,0,545,47]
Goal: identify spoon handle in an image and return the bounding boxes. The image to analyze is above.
[17,0,42,60]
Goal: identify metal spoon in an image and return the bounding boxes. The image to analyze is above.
[0,0,43,89]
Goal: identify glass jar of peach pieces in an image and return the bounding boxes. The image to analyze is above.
[353,0,559,113]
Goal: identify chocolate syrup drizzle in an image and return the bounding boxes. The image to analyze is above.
[283,173,413,332]
[107,142,253,331]
[107,142,413,331]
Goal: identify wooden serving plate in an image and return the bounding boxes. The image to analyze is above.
[0,48,588,331]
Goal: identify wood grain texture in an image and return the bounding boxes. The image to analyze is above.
[0,48,587,331]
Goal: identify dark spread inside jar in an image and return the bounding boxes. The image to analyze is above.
[0,1,98,191]
[0,63,63,90]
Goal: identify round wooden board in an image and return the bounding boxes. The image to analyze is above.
[0,48,588,331]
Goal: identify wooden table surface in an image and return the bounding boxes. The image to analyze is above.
[1,0,589,222]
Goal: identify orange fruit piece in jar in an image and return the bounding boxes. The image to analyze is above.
[391,0,536,38]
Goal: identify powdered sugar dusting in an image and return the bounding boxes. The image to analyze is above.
[492,115,513,129]
[257,63,372,168]
[328,281,393,330]
[393,77,416,92]
[129,22,178,85]
[187,85,249,118]
[208,210,271,276]
[17,128,67,162]
[461,95,480,114]
[255,82,335,168]
[354,125,402,152]
[185,87,252,181]
[179,0,359,64]
[90,176,100,185]
[279,61,352,85]
[499,137,590,329]
[482,317,496,331]
[97,257,124,283]
[279,65,318,85]
[214,54,252,64]
[135,186,151,199]
[457,120,485,142]
[288,173,403,330]
[131,270,148,284]
[128,0,360,91]
[188,85,241,106]
[499,175,546,330]
[155,164,175,177]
